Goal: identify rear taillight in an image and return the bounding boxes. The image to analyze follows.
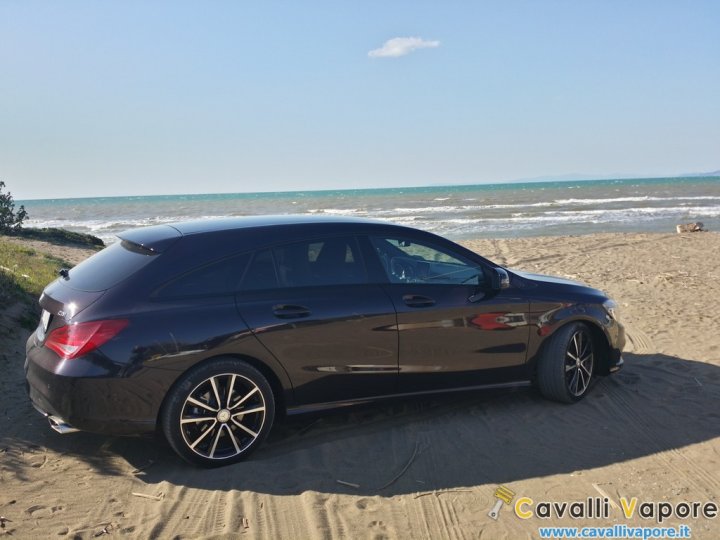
[44,319,128,360]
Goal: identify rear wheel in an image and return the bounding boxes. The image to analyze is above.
[537,322,595,403]
[161,358,275,467]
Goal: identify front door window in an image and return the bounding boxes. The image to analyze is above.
[370,237,485,286]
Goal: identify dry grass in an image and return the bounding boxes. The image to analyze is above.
[0,238,72,329]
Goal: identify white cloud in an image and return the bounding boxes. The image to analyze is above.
[368,36,440,58]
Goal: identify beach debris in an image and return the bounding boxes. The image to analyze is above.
[93,523,114,537]
[242,517,250,529]
[338,441,422,491]
[379,441,420,490]
[131,492,164,501]
[591,483,619,510]
[676,222,705,233]
[336,480,360,489]
[414,489,472,499]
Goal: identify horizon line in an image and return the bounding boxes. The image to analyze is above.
[17,173,720,203]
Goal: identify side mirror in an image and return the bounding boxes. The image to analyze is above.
[490,267,510,290]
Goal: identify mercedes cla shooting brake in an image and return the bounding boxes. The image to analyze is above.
[25,216,624,467]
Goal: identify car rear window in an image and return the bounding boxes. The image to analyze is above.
[157,253,251,297]
[65,240,158,292]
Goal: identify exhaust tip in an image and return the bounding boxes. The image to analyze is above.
[48,415,80,434]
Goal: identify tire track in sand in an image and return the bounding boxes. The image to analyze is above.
[624,326,653,353]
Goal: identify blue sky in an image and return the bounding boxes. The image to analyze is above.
[2,1,719,200]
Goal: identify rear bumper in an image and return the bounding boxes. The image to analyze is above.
[25,334,165,436]
[25,358,157,435]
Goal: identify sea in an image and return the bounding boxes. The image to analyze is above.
[18,177,720,244]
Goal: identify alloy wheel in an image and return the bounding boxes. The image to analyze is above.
[564,330,594,397]
[179,373,267,460]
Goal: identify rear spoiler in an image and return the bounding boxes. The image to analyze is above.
[117,225,182,253]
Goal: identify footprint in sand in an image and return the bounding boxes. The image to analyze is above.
[25,504,64,519]
[355,498,378,511]
[369,520,389,540]
[25,504,48,518]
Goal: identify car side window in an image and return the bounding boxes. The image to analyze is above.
[370,236,485,286]
[241,249,278,290]
[272,237,367,287]
[157,253,251,297]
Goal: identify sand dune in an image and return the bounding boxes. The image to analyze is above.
[1,233,718,539]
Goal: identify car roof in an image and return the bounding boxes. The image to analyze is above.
[170,215,383,235]
[117,215,389,253]
[116,214,496,270]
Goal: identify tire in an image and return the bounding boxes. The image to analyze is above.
[537,322,595,403]
[161,358,275,467]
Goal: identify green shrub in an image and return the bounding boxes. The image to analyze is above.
[0,181,28,232]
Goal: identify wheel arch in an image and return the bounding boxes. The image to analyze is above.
[530,316,612,378]
[582,319,613,375]
[156,352,290,432]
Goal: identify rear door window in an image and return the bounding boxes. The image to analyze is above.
[273,237,366,287]
[238,237,367,290]
[66,240,158,292]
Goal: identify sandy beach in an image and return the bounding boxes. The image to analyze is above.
[1,232,719,539]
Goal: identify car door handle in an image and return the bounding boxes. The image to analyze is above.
[272,304,311,319]
[402,294,436,308]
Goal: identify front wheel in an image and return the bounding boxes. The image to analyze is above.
[537,323,595,403]
[161,358,275,467]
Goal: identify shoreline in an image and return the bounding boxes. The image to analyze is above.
[18,177,720,245]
